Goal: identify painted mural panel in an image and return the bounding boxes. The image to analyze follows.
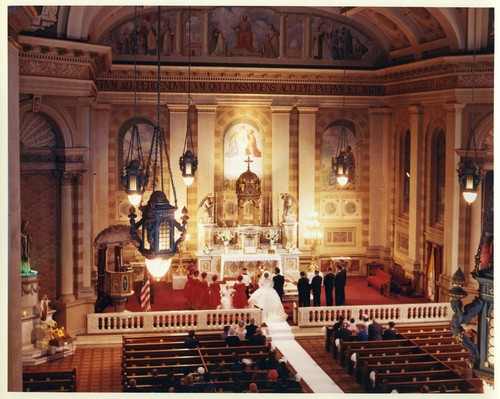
[223,121,263,189]
[101,7,377,67]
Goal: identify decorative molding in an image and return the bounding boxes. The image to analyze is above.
[324,227,357,247]
[19,59,88,80]
[320,193,362,220]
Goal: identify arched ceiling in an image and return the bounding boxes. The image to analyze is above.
[9,5,494,69]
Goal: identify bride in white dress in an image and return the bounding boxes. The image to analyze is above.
[248,271,288,323]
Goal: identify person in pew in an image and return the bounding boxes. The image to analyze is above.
[348,317,359,334]
[248,327,266,345]
[230,356,245,371]
[420,385,430,393]
[235,319,247,340]
[332,315,345,332]
[368,318,383,340]
[247,382,259,393]
[184,329,200,348]
[355,323,368,341]
[225,326,241,346]
[220,325,230,339]
[265,369,280,391]
[245,317,257,339]
[259,351,280,370]
[278,360,291,382]
[438,384,447,393]
[382,321,398,340]
[334,322,352,343]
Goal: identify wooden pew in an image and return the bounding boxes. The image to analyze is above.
[383,377,483,393]
[373,369,461,392]
[398,324,451,334]
[123,339,227,352]
[347,344,421,374]
[338,339,411,367]
[23,368,77,392]
[123,331,222,344]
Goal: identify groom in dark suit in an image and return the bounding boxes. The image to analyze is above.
[273,267,285,302]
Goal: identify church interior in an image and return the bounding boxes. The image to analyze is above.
[5,4,495,395]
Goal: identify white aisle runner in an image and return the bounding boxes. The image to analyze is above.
[265,322,344,394]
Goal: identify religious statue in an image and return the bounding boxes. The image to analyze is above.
[281,193,297,222]
[21,220,36,275]
[39,294,50,323]
[198,194,214,224]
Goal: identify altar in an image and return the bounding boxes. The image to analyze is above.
[196,249,300,283]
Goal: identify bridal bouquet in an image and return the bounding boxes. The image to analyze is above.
[265,229,280,242]
[217,229,233,244]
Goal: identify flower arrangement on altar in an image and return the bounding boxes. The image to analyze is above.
[284,242,296,253]
[217,229,233,245]
[203,243,213,254]
[47,319,71,342]
[265,229,280,242]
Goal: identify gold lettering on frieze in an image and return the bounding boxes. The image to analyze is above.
[96,79,386,96]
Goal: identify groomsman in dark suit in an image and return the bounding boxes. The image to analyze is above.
[297,271,311,307]
[311,269,323,306]
[334,264,347,305]
[323,267,335,306]
[272,267,285,302]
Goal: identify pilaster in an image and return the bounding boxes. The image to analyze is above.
[168,104,188,210]
[196,105,216,201]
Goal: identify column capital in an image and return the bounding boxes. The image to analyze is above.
[408,105,424,114]
[297,106,318,114]
[443,103,466,113]
[195,104,217,114]
[92,102,112,112]
[78,97,95,107]
[56,170,77,186]
[368,107,392,116]
[168,104,189,113]
[271,105,293,114]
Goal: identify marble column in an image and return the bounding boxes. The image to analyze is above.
[406,106,424,272]
[297,107,318,247]
[168,104,188,211]
[59,171,76,302]
[78,98,93,297]
[92,104,111,243]
[196,105,216,200]
[304,15,311,59]
[367,108,393,259]
[271,106,292,224]
[8,38,23,392]
[443,103,465,277]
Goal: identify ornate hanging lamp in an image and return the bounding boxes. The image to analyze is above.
[331,10,351,188]
[129,6,188,280]
[179,7,198,186]
[457,9,484,204]
[121,6,148,207]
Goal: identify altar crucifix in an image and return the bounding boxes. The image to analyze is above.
[236,156,261,225]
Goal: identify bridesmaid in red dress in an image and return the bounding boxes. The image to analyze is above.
[197,272,211,309]
[232,274,249,309]
[208,274,222,309]
[183,266,195,308]
[191,269,201,309]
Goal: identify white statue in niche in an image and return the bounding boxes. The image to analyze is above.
[281,193,297,222]
[198,194,214,224]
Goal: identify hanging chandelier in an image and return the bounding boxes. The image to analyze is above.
[129,6,188,280]
[121,6,148,207]
[179,7,198,186]
[457,9,484,205]
[331,11,351,188]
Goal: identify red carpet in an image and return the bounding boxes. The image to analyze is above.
[103,276,423,314]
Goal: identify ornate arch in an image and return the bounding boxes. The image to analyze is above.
[19,99,76,148]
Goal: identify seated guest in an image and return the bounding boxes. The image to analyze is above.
[247,382,259,393]
[368,318,382,340]
[347,317,359,334]
[235,319,247,341]
[332,316,345,332]
[220,325,230,339]
[225,326,241,346]
[248,327,266,345]
[184,329,200,348]
[230,356,244,372]
[277,360,291,382]
[356,324,368,341]
[245,317,258,339]
[265,369,280,391]
[382,321,398,340]
[259,351,280,371]
[334,322,352,343]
